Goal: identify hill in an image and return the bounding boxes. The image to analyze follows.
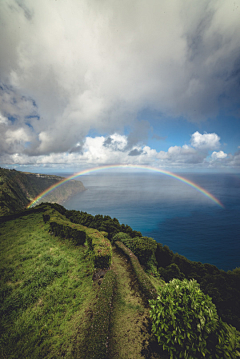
[0,167,85,216]
[0,170,240,358]
[0,203,166,358]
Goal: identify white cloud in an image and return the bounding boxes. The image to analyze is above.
[0,113,8,125]
[0,0,240,158]
[2,131,233,170]
[191,131,220,150]
[211,150,227,160]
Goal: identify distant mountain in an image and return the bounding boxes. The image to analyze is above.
[0,167,85,215]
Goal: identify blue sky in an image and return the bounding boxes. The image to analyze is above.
[0,0,240,173]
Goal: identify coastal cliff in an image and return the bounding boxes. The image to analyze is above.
[0,167,85,215]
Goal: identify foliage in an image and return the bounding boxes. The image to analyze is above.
[86,269,116,359]
[113,232,157,267]
[50,220,86,246]
[112,231,130,243]
[115,241,157,301]
[156,243,240,330]
[66,210,142,240]
[158,263,185,282]
[149,279,239,359]
[86,228,112,269]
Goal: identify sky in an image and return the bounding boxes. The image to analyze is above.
[0,0,240,173]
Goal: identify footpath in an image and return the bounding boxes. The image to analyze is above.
[107,247,168,359]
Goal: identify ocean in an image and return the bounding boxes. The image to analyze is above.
[62,171,240,271]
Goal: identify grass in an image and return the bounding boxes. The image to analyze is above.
[0,206,169,358]
[0,211,96,358]
[108,247,168,359]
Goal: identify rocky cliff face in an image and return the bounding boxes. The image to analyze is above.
[0,168,85,215]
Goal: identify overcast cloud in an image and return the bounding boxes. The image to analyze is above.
[0,0,240,170]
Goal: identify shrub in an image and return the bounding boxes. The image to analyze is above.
[112,232,131,243]
[42,214,50,223]
[113,233,157,266]
[158,263,185,282]
[49,221,86,245]
[149,279,223,358]
[86,229,112,269]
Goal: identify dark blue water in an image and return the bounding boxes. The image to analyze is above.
[63,172,240,271]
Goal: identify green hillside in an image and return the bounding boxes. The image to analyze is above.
[0,167,85,216]
[1,203,240,358]
[0,169,240,358]
[0,204,166,358]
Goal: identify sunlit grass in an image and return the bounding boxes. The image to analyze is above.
[0,212,95,358]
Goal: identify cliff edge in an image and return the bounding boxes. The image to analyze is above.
[0,167,85,215]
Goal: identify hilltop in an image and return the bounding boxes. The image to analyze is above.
[0,167,85,216]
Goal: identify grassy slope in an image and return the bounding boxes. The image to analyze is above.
[0,210,96,358]
[0,207,166,359]
[108,247,167,359]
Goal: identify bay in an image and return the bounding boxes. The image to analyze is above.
[62,171,240,271]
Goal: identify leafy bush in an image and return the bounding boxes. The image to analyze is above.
[113,232,157,266]
[155,242,240,331]
[86,229,112,269]
[112,232,131,243]
[158,263,185,282]
[149,279,239,359]
[49,221,86,245]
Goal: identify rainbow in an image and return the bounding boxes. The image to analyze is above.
[27,165,224,209]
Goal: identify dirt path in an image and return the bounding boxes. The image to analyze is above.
[108,247,167,359]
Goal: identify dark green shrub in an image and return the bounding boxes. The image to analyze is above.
[42,214,50,223]
[118,235,157,266]
[112,232,131,243]
[155,243,173,268]
[158,263,185,282]
[49,221,86,245]
[149,279,239,358]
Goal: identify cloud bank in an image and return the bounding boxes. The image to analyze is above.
[2,131,235,170]
[0,0,240,168]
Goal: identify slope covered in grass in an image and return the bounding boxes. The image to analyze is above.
[0,209,95,358]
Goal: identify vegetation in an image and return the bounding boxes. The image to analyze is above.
[113,232,157,266]
[0,167,240,357]
[150,279,240,358]
[156,244,240,330]
[66,209,142,240]
[0,209,95,358]
[0,167,85,215]
[114,240,158,302]
[85,269,116,359]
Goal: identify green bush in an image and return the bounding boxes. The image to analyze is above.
[113,233,157,266]
[149,278,238,359]
[158,263,185,282]
[49,221,86,245]
[112,232,131,243]
[86,229,112,269]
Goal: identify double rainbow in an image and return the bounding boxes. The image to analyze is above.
[27,165,224,209]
